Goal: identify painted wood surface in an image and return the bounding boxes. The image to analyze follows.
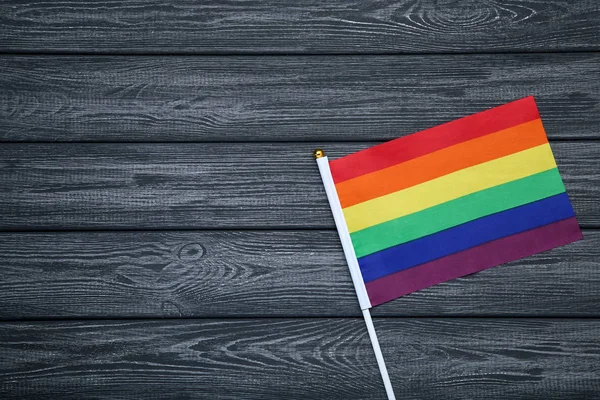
[0,0,598,54]
[1,319,599,399]
[1,54,599,142]
[1,1,599,398]
[0,142,597,230]
[0,230,598,320]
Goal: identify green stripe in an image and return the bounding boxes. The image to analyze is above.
[351,168,566,258]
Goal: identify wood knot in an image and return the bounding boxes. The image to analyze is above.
[161,300,183,317]
[178,243,205,262]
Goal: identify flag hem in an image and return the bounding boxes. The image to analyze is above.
[316,156,371,310]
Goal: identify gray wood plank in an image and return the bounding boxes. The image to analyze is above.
[1,318,599,399]
[1,54,599,142]
[0,1,598,54]
[0,142,597,230]
[0,230,598,319]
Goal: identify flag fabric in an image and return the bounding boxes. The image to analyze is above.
[327,96,583,307]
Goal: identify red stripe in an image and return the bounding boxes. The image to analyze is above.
[330,96,540,184]
[364,217,582,307]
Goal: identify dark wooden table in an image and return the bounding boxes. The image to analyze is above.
[1,1,599,399]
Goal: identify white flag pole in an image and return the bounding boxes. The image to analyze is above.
[314,149,397,400]
[363,308,396,400]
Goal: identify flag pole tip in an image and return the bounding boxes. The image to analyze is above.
[313,149,325,159]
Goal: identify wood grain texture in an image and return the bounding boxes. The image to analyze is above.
[1,54,599,142]
[0,142,597,230]
[0,230,598,319]
[1,318,599,399]
[0,0,598,54]
[1,0,598,397]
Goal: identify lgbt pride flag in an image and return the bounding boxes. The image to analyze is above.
[316,96,583,309]
[314,96,583,400]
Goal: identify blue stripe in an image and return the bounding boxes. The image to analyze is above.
[358,193,576,282]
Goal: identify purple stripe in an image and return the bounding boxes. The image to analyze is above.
[365,217,583,307]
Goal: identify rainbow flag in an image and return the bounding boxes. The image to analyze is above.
[317,96,583,308]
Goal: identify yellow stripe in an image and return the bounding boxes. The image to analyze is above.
[343,143,557,233]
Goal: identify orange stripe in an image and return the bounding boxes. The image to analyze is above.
[330,97,540,183]
[336,119,548,208]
